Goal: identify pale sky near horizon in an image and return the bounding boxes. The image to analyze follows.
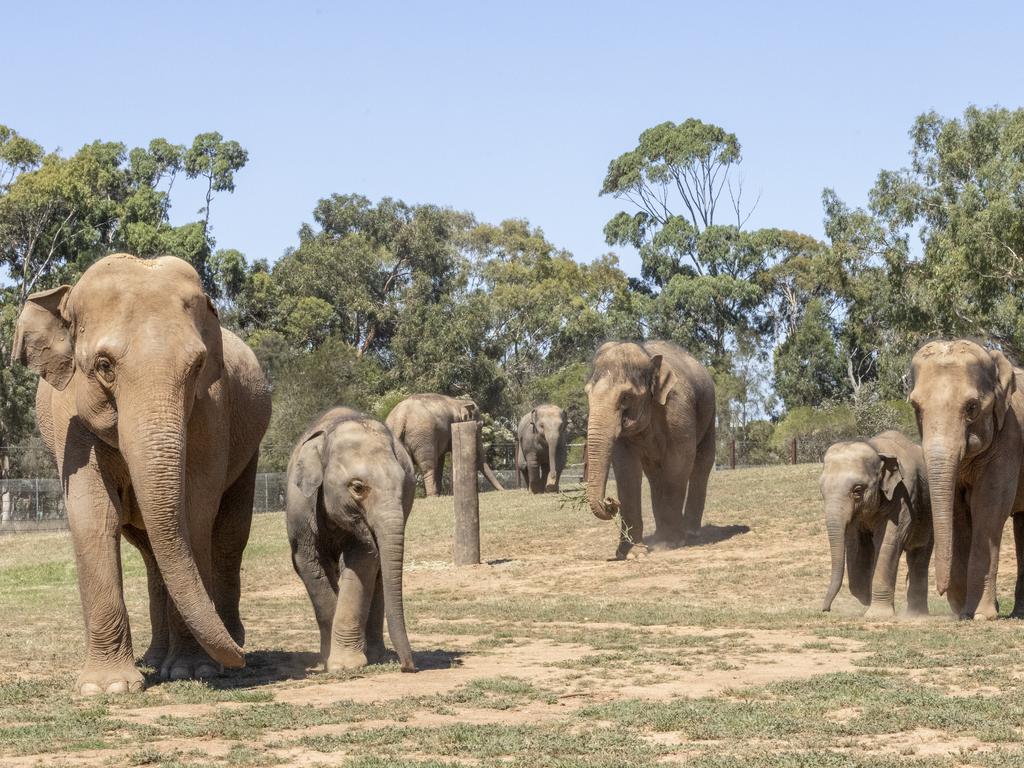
[7,1,1024,277]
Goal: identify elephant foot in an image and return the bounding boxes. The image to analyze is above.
[863,603,896,620]
[77,663,145,696]
[140,641,168,669]
[160,652,221,681]
[327,648,368,671]
[615,542,650,561]
[365,641,387,664]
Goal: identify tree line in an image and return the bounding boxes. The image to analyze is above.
[3,105,1023,473]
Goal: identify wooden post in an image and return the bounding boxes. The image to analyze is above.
[729,439,736,470]
[451,420,481,565]
[791,437,798,465]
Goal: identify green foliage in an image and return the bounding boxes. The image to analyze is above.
[773,299,849,410]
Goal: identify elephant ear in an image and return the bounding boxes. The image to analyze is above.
[650,354,677,406]
[530,408,538,432]
[990,349,1016,430]
[877,452,905,502]
[12,285,75,391]
[292,431,326,498]
[197,294,224,396]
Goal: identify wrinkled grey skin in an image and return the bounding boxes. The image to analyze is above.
[385,394,505,496]
[821,431,933,618]
[517,404,568,493]
[909,339,1024,620]
[286,407,416,673]
[585,341,716,559]
[12,254,270,695]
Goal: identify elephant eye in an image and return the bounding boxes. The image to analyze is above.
[94,356,115,384]
[965,399,980,422]
[851,485,864,499]
[348,479,369,499]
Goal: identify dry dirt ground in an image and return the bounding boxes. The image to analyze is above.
[4,464,1024,767]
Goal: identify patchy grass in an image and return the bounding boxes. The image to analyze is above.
[3,463,1024,766]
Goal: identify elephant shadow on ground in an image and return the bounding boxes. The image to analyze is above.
[142,648,465,690]
[644,523,751,551]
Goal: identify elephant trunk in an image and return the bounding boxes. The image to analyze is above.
[822,498,852,611]
[585,408,619,520]
[374,507,415,672]
[475,426,505,491]
[119,391,244,668]
[545,437,559,491]
[923,441,962,596]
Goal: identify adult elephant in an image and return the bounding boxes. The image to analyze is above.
[12,254,271,694]
[286,408,415,672]
[585,341,716,559]
[385,394,505,497]
[909,339,1024,619]
[517,404,568,493]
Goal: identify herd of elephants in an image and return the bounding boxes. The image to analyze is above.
[9,253,1024,695]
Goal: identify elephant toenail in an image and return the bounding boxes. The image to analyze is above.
[80,682,102,696]
[106,681,127,694]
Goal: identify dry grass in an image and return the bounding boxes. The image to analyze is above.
[2,464,1024,767]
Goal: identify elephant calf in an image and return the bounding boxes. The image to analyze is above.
[517,404,568,493]
[821,430,933,618]
[287,408,416,672]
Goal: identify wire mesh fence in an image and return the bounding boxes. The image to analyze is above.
[0,437,817,533]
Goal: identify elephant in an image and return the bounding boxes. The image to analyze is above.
[286,407,415,673]
[385,394,505,497]
[585,340,716,559]
[909,339,1024,620]
[11,254,271,695]
[820,431,933,617]
[516,404,568,493]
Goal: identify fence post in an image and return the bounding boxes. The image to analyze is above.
[730,439,736,470]
[34,478,40,521]
[451,420,481,566]
[791,437,798,465]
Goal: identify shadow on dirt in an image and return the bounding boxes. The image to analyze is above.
[642,523,752,551]
[143,648,466,690]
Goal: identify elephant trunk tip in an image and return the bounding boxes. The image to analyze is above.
[589,496,618,521]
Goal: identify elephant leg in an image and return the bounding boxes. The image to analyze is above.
[121,524,169,668]
[650,442,693,546]
[612,443,644,560]
[327,543,379,671]
[212,454,258,646]
[418,446,440,497]
[1011,514,1024,618]
[682,426,716,539]
[291,540,340,664]
[527,460,544,494]
[365,570,386,663]
[65,456,144,695]
[648,470,686,548]
[963,508,1010,621]
[905,541,932,616]
[864,517,901,618]
[947,501,971,616]
[846,530,874,606]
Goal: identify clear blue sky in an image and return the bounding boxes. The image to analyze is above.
[7,1,1024,276]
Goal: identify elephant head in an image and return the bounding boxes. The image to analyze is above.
[290,418,416,672]
[530,405,567,491]
[11,254,241,668]
[584,343,676,520]
[909,340,1015,596]
[820,440,904,611]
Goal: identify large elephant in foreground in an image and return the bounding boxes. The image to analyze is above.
[286,408,415,672]
[12,254,271,694]
[385,394,505,496]
[910,340,1024,619]
[820,431,932,617]
[517,404,568,493]
[585,341,716,559]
